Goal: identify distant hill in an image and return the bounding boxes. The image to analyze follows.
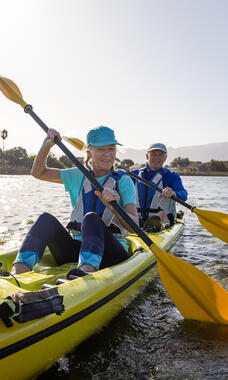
[117,141,228,165]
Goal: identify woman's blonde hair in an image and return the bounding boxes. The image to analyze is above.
[85,145,93,168]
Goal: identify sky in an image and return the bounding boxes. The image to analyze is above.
[0,0,228,157]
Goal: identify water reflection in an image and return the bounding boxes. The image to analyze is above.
[1,175,228,379]
[180,319,228,341]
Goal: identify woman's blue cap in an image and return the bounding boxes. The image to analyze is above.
[86,126,123,147]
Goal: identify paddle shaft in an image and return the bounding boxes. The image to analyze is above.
[120,168,193,211]
[24,106,153,247]
[59,139,228,244]
[3,76,228,325]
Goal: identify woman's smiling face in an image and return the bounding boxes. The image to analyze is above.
[88,145,117,176]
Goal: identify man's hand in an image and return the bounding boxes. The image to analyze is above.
[159,187,176,199]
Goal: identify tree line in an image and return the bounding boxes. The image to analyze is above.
[0,146,227,174]
[169,157,228,172]
[0,147,77,174]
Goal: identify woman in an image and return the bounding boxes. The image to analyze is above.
[11,126,138,276]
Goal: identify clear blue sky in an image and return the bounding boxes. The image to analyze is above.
[0,0,227,156]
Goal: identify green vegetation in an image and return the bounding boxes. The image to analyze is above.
[168,157,228,175]
[119,159,135,169]
[0,147,227,175]
[0,146,83,174]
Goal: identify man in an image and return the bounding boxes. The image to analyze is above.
[131,143,187,231]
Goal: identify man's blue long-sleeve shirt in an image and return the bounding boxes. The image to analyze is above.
[131,166,188,201]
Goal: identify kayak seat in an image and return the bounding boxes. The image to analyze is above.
[41,284,57,289]
[66,267,91,279]
[56,279,71,285]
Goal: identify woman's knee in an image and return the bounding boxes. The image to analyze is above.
[83,212,101,225]
[32,212,59,231]
[82,211,103,229]
[81,212,104,236]
[36,212,57,225]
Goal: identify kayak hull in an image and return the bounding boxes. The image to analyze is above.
[0,218,184,380]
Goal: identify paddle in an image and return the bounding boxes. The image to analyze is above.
[63,136,228,245]
[1,76,228,325]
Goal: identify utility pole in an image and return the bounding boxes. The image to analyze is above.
[1,129,8,151]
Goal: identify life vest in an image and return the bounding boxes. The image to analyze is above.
[70,170,128,237]
[134,167,176,223]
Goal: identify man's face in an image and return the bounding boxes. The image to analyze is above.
[146,149,167,170]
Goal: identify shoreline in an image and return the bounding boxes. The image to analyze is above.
[0,170,228,177]
[173,171,228,176]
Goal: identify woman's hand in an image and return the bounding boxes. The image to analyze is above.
[31,128,62,183]
[95,187,120,205]
[43,128,62,147]
[95,188,139,232]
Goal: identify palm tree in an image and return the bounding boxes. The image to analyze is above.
[1,129,8,151]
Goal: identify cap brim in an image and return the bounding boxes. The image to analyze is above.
[148,148,167,153]
[89,140,123,146]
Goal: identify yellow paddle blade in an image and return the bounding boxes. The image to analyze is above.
[0,76,27,108]
[150,243,228,324]
[193,208,228,244]
[62,136,86,152]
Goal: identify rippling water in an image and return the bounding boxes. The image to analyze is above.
[1,175,228,379]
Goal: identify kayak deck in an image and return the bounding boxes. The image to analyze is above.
[0,216,184,292]
[0,216,184,380]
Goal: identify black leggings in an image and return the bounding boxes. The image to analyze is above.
[19,212,129,269]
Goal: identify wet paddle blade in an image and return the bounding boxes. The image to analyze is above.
[0,76,27,108]
[62,136,86,152]
[193,208,228,244]
[151,243,228,324]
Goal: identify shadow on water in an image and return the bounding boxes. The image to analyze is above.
[39,212,228,379]
[38,276,228,380]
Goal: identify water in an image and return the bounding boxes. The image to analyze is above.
[1,175,228,379]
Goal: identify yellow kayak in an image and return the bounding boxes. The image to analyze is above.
[0,216,184,380]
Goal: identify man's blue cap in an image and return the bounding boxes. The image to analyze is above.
[147,143,167,153]
[86,126,123,147]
